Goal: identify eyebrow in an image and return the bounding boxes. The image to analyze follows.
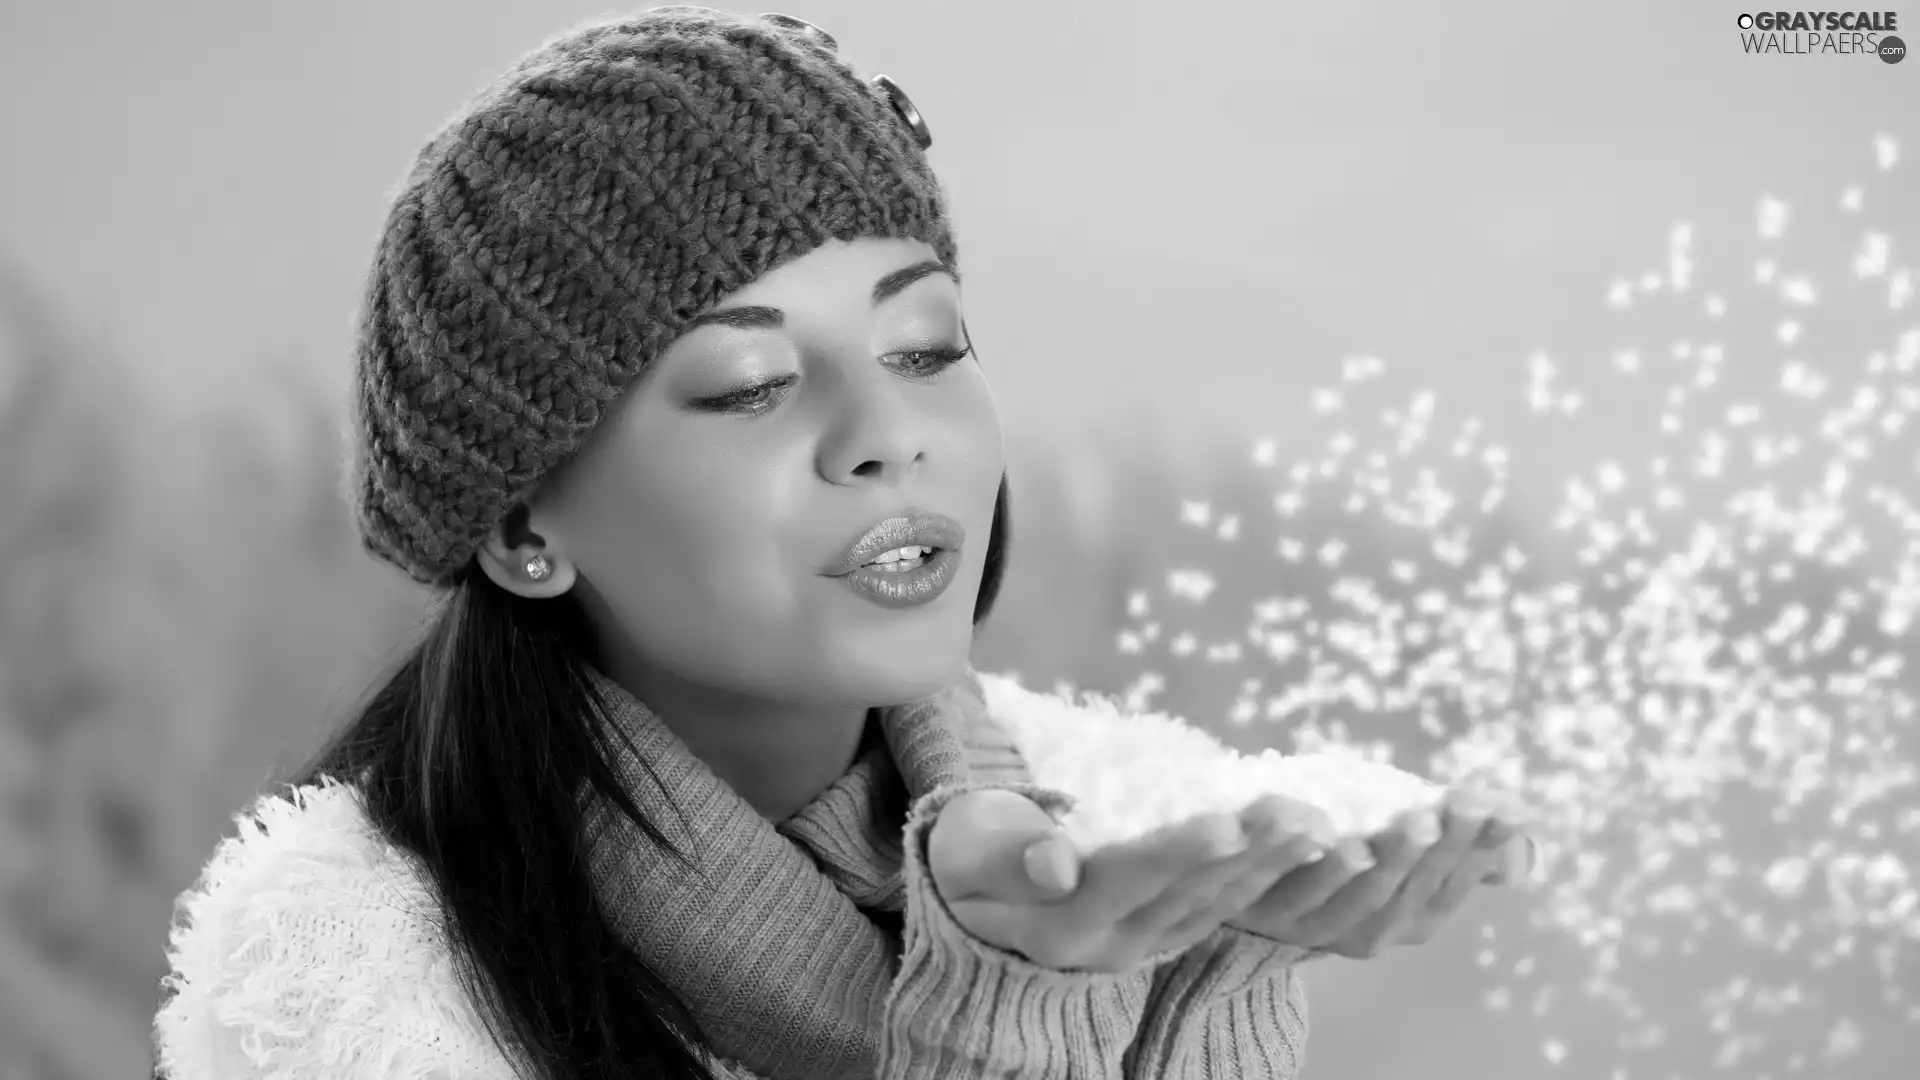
[678,259,959,333]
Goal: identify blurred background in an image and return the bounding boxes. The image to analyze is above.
[0,1,1915,1077]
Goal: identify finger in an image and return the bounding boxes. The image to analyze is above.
[1484,835,1541,885]
[1422,854,1490,920]
[1230,830,1332,911]
[1342,800,1490,946]
[1476,794,1534,851]
[1240,793,1338,850]
[1079,811,1248,920]
[1226,793,1338,896]
[1141,800,1329,941]
[1238,833,1375,929]
[1390,852,1494,948]
[1358,792,1505,953]
[1167,833,1327,944]
[1394,793,1493,907]
[1124,841,1261,936]
[1287,807,1440,945]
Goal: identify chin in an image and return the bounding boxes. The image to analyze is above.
[823,601,978,706]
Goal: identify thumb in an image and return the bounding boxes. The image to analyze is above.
[932,789,1082,903]
[1019,832,1082,898]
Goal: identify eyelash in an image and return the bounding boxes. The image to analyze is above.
[697,346,974,417]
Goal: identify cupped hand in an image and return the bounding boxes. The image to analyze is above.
[927,789,1332,974]
[1226,788,1537,959]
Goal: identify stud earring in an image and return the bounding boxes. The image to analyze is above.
[525,555,552,582]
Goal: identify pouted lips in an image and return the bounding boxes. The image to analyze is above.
[825,511,966,610]
[824,512,966,577]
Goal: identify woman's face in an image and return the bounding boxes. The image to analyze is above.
[511,237,1003,709]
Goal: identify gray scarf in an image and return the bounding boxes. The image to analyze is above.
[580,668,1016,1079]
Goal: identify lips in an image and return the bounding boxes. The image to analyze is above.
[825,512,966,577]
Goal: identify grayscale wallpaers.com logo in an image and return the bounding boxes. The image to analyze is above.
[1736,10,1905,61]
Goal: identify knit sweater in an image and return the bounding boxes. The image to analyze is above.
[153,671,1315,1079]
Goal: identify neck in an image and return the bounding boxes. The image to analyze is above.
[599,652,872,822]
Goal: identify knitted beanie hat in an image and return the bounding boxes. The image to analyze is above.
[347,5,956,587]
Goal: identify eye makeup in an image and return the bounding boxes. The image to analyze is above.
[688,344,973,417]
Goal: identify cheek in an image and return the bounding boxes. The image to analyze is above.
[566,436,817,662]
[944,365,1006,488]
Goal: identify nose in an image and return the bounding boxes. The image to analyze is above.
[816,369,929,487]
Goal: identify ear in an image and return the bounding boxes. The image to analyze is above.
[476,528,578,599]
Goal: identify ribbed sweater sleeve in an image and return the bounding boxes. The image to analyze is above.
[1123,928,1314,1078]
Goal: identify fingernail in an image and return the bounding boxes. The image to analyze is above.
[1259,822,1290,850]
[1213,824,1250,858]
[1515,836,1542,883]
[1408,812,1441,846]
[1239,809,1277,849]
[1338,838,1374,871]
[1025,838,1078,893]
[1451,793,1492,819]
[1491,836,1532,885]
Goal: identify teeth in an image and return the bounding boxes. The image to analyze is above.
[867,545,932,566]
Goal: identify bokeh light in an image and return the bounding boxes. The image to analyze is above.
[1108,133,1918,1076]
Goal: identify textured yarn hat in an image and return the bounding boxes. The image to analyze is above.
[347,5,955,586]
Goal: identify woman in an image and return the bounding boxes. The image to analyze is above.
[152,7,1534,1079]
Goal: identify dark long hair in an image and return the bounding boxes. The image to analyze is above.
[284,475,1012,1080]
